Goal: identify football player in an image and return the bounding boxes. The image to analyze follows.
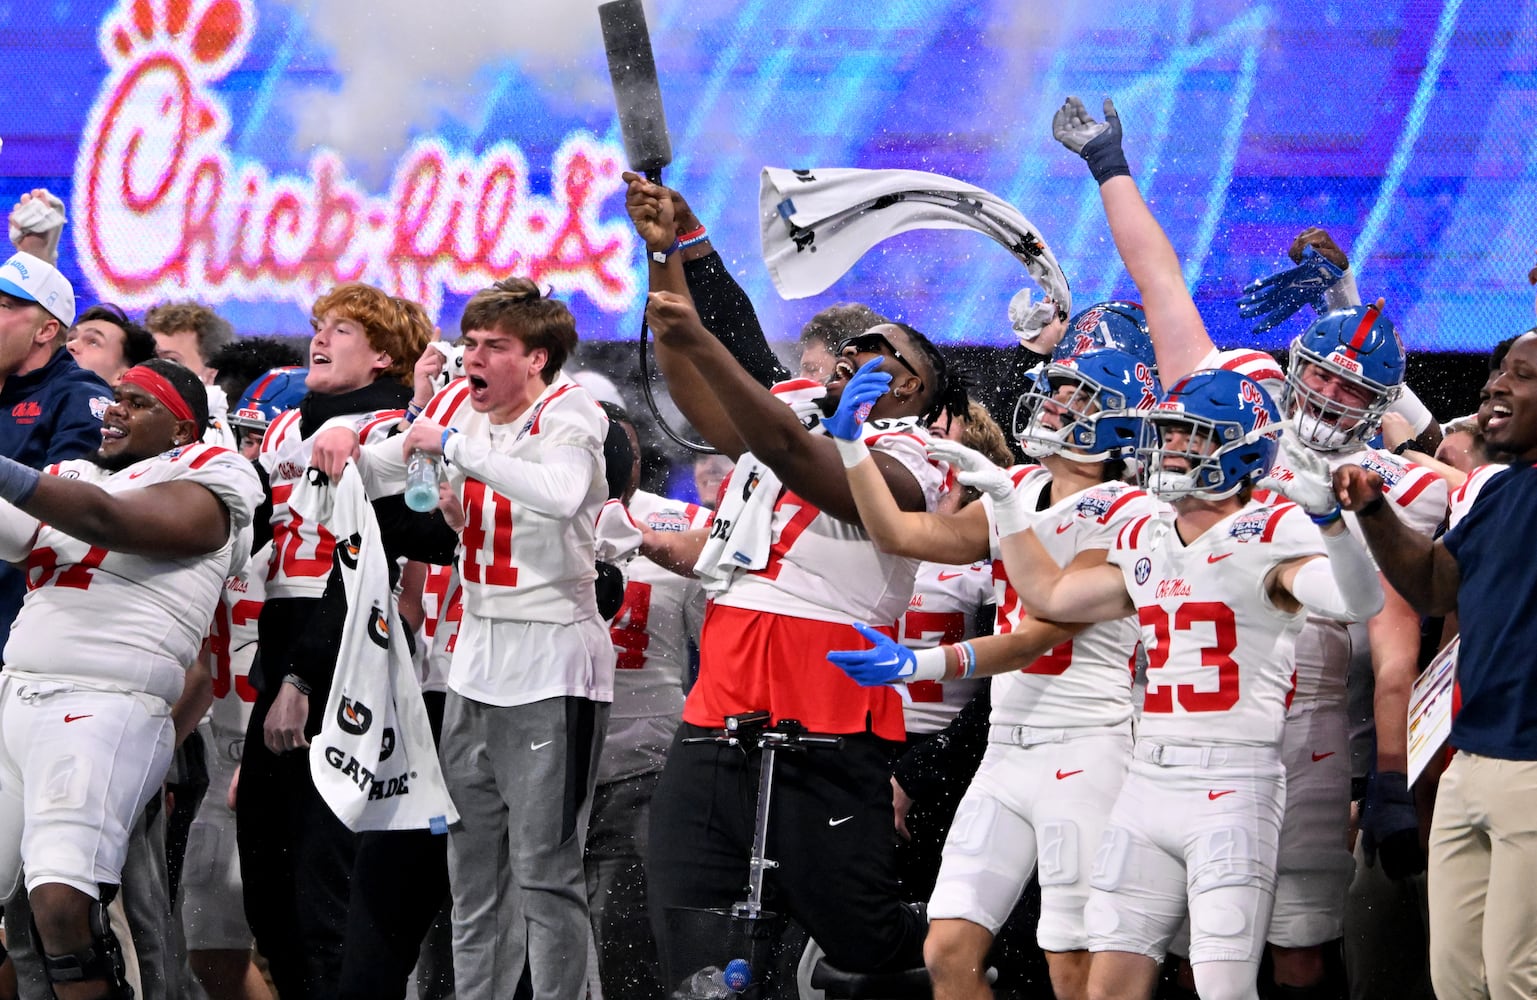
[0,359,261,1000]
[998,368,1383,1000]
[823,345,1163,1000]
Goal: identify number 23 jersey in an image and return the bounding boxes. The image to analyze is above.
[1108,501,1324,749]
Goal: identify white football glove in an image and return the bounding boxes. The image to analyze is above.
[1257,426,1339,519]
[9,190,66,260]
[925,438,1011,502]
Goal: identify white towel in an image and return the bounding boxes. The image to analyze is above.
[294,463,460,833]
[759,166,1071,342]
[692,379,826,597]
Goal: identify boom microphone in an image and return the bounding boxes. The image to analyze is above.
[599,0,672,181]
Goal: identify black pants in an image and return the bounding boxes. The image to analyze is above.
[237,688,357,1000]
[647,723,925,990]
[337,691,453,1000]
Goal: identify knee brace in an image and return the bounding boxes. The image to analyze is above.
[38,895,132,1000]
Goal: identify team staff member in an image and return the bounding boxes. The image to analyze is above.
[236,283,433,1000]
[626,173,955,988]
[0,359,261,1000]
[314,278,613,1000]
[1339,329,1537,1000]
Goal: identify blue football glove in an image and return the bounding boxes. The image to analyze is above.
[1359,769,1426,880]
[823,359,891,441]
[1236,245,1346,335]
[827,623,919,686]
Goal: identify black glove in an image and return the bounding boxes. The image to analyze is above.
[1359,769,1425,880]
[1052,96,1130,185]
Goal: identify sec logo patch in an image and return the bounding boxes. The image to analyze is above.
[1135,557,1152,585]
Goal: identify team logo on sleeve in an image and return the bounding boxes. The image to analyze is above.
[337,697,373,735]
[1359,452,1405,491]
[645,511,693,533]
[367,605,391,648]
[1134,557,1152,585]
[1229,508,1274,541]
[1074,487,1115,521]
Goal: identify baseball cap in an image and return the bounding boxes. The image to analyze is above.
[0,251,76,327]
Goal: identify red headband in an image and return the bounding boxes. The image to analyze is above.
[120,366,196,424]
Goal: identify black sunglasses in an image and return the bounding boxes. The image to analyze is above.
[838,331,924,390]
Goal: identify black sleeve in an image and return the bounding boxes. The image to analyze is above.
[682,251,791,387]
[892,681,993,804]
[373,494,460,565]
[250,461,274,553]
[287,574,346,691]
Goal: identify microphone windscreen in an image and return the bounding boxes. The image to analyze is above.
[599,0,672,174]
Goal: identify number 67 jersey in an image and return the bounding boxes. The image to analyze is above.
[1109,501,1324,749]
[0,444,261,706]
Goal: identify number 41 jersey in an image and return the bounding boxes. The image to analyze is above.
[1108,501,1324,750]
[0,444,262,706]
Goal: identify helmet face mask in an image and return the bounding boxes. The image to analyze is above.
[1281,304,1405,451]
[1012,349,1157,463]
[1136,369,1281,502]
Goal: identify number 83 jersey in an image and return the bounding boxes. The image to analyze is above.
[1108,501,1324,749]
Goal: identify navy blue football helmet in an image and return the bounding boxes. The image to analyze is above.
[1013,348,1160,462]
[1052,300,1157,375]
[1281,303,1404,451]
[1138,368,1282,501]
[231,367,308,437]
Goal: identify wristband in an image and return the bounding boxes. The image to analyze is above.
[909,645,949,683]
[282,674,312,696]
[440,428,456,457]
[1357,496,1386,517]
[1309,506,1344,528]
[832,437,871,469]
[1391,440,1414,457]
[1082,137,1131,186]
[678,224,708,248]
[405,401,424,425]
[649,240,682,264]
[0,455,42,506]
[955,641,979,679]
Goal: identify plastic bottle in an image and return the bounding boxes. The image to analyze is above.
[404,450,441,512]
[677,965,730,999]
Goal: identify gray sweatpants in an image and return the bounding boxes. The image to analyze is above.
[440,692,607,1000]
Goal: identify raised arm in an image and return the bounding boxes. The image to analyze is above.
[1053,96,1212,385]
[646,292,925,524]
[0,456,231,557]
[625,173,748,457]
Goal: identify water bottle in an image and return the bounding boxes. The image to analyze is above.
[404,449,441,513]
[676,965,730,999]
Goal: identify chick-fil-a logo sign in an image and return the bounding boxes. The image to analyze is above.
[74,0,639,318]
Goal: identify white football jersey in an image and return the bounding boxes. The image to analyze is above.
[899,559,991,735]
[1448,463,1507,530]
[1109,501,1324,748]
[985,469,1160,730]
[602,491,710,782]
[1255,445,1447,706]
[406,374,608,624]
[419,563,462,695]
[0,444,262,705]
[1197,347,1286,401]
[202,542,269,760]
[712,417,947,626]
[260,406,402,600]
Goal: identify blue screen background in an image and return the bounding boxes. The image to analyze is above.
[2,0,1533,353]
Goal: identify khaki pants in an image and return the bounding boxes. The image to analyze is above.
[1427,751,1537,999]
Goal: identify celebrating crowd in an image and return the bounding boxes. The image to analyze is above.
[0,89,1531,1000]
